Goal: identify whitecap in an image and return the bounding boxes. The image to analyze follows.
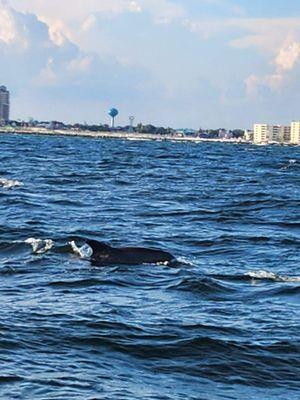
[0,178,23,189]
[25,238,54,254]
[176,257,196,266]
[281,159,298,170]
[246,270,300,283]
[69,241,93,259]
[154,260,173,266]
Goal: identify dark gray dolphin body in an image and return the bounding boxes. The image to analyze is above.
[86,240,175,266]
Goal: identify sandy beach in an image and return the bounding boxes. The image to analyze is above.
[0,127,245,144]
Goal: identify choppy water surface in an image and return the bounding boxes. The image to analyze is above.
[0,133,299,399]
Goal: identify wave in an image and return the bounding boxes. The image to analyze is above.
[25,238,54,254]
[0,376,23,383]
[171,271,300,301]
[209,271,300,287]
[175,257,196,266]
[280,159,298,169]
[69,240,93,258]
[246,270,300,283]
[189,235,277,245]
[167,276,236,298]
[48,278,110,288]
[0,178,23,189]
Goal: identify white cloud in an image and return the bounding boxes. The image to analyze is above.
[3,0,300,127]
[275,40,300,71]
[228,18,300,55]
[129,1,142,13]
[67,55,94,72]
[8,0,139,20]
[47,20,73,47]
[145,0,185,24]
[81,15,97,33]
[244,74,260,96]
[36,58,57,86]
[245,37,300,95]
[0,2,151,122]
[0,6,16,44]
[181,14,300,98]
[182,15,300,56]
[0,5,30,49]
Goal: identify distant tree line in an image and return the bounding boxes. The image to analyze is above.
[4,119,245,138]
[135,124,176,135]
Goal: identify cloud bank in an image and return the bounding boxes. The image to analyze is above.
[1,0,300,127]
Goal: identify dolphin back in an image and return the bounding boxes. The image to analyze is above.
[86,240,113,254]
[86,239,175,265]
[120,247,174,264]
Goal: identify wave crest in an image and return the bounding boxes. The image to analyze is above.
[25,238,54,254]
[246,270,300,283]
[0,178,23,189]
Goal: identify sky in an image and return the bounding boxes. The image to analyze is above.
[1,0,300,128]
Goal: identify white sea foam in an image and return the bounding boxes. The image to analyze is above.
[155,260,172,266]
[69,241,93,259]
[281,159,298,170]
[25,238,54,254]
[176,257,196,266]
[0,178,23,189]
[246,270,300,283]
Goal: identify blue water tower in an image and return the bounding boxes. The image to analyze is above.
[109,108,119,128]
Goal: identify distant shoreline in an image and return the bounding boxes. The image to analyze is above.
[0,127,248,144]
[0,127,298,146]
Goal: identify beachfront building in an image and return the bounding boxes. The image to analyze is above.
[280,126,291,143]
[244,129,254,142]
[253,124,291,144]
[253,124,269,144]
[218,129,233,140]
[0,86,10,122]
[290,121,300,145]
[270,125,282,142]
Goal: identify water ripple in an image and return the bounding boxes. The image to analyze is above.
[0,134,299,400]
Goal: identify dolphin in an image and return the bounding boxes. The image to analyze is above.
[78,239,175,266]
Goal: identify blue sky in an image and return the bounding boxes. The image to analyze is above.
[1,0,300,128]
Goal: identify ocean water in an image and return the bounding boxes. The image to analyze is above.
[0,133,299,400]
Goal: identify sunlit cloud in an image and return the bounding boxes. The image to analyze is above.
[2,0,300,127]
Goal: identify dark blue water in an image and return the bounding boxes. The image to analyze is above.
[0,133,299,400]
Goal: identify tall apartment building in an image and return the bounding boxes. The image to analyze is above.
[280,126,291,143]
[269,125,282,142]
[0,86,10,121]
[253,124,291,144]
[290,121,300,145]
[253,124,269,143]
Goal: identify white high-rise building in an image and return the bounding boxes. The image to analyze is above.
[0,86,10,121]
[290,121,300,145]
[253,124,290,144]
[253,124,269,143]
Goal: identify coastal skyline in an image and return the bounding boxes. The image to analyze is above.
[2,1,300,128]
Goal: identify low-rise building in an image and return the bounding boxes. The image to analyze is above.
[244,129,254,142]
